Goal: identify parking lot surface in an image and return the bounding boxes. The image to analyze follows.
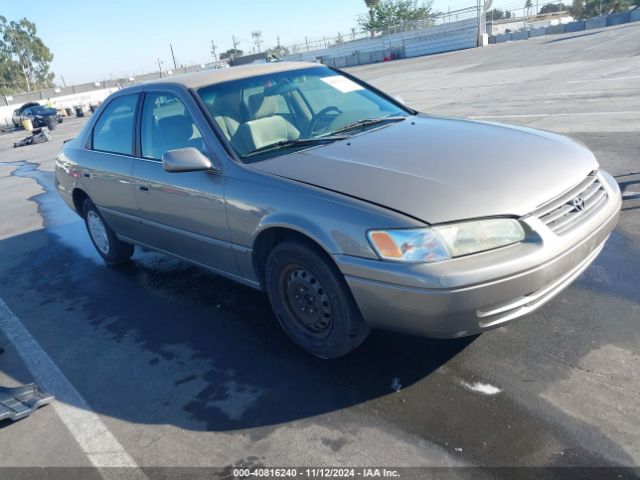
[0,22,639,478]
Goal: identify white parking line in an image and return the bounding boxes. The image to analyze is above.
[470,111,640,119]
[568,75,640,83]
[0,297,147,479]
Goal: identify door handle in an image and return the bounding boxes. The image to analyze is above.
[137,185,149,192]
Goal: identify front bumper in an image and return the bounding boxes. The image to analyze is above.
[335,170,622,338]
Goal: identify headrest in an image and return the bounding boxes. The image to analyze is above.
[210,90,241,119]
[108,116,132,136]
[248,93,276,119]
[157,115,193,144]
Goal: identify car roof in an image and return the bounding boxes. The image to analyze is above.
[141,61,322,90]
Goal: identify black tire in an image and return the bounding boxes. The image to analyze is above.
[82,198,133,265]
[265,240,370,358]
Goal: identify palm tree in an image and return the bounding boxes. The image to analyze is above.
[525,0,533,16]
[364,0,380,37]
[569,0,584,18]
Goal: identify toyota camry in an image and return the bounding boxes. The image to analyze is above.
[55,62,622,358]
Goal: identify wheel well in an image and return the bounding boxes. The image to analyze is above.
[252,227,334,288]
[72,188,89,216]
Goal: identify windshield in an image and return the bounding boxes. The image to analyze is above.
[198,66,410,161]
[32,106,54,114]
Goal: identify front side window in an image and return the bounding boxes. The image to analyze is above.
[198,66,410,160]
[92,94,138,155]
[140,92,204,161]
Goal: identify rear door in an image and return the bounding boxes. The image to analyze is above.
[79,93,140,238]
[131,88,237,275]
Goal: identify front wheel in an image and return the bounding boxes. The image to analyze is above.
[265,240,370,358]
[82,199,133,265]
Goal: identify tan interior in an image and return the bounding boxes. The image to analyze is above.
[235,93,300,155]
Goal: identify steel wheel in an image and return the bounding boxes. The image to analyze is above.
[82,198,133,265]
[87,210,110,254]
[265,239,370,358]
[282,266,334,339]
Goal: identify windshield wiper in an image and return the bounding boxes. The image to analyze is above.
[329,115,407,135]
[242,135,348,158]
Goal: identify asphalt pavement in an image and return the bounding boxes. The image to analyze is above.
[0,22,639,479]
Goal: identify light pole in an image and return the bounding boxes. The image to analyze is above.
[477,0,482,46]
[170,43,177,69]
[211,41,217,61]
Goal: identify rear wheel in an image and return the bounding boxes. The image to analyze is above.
[265,240,370,358]
[82,199,133,265]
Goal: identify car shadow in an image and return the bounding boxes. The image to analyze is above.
[0,225,476,432]
[616,173,640,211]
[1,165,638,469]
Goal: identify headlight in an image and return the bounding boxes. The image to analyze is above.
[368,219,524,263]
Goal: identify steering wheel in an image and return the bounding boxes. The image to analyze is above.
[309,106,342,136]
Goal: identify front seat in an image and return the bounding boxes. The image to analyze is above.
[154,114,201,158]
[210,90,242,141]
[235,93,300,156]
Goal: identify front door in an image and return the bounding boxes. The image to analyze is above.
[131,90,237,275]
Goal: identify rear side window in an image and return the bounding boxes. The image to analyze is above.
[92,94,138,155]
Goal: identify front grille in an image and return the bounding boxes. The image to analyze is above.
[534,172,607,235]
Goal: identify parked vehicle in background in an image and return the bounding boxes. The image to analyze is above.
[14,104,63,128]
[11,102,40,127]
[55,62,621,358]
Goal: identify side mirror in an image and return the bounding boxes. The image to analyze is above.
[162,147,214,173]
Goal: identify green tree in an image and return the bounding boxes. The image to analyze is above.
[486,8,512,19]
[0,16,54,94]
[596,0,633,14]
[538,2,566,13]
[570,0,631,17]
[358,0,436,35]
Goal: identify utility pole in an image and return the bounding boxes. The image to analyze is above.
[477,0,482,46]
[251,30,263,53]
[210,40,217,61]
[169,43,177,69]
[231,35,238,59]
[60,75,67,88]
[157,58,163,78]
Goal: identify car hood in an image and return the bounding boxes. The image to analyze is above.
[250,115,598,224]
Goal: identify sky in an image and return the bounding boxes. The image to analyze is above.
[7,0,477,85]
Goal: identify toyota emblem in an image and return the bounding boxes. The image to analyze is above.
[572,197,585,212]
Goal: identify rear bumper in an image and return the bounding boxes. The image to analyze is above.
[336,170,622,338]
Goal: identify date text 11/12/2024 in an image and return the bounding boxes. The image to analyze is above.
[232,467,401,478]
